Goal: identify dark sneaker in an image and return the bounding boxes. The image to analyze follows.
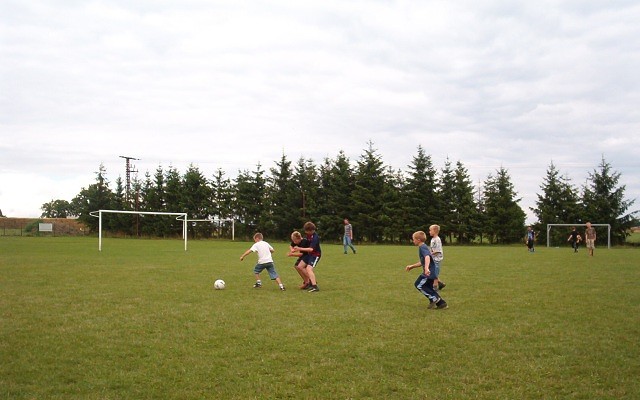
[436,300,448,310]
[308,286,319,292]
[427,302,437,309]
[280,286,286,291]
[438,282,446,290]
[299,282,311,290]
[253,283,262,288]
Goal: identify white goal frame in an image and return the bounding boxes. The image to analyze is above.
[90,210,188,251]
[546,223,611,249]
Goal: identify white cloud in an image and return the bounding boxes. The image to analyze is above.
[1,0,638,220]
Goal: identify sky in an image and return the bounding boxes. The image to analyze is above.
[1,0,639,223]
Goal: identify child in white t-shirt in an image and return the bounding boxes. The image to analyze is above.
[240,232,285,290]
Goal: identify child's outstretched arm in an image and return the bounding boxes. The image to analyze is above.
[405,262,420,272]
[240,249,252,261]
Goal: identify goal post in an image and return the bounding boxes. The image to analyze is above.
[546,223,611,249]
[90,210,188,251]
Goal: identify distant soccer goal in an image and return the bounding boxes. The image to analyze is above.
[90,210,188,251]
[546,223,611,249]
[186,217,235,240]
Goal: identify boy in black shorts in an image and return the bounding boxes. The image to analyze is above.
[288,231,311,289]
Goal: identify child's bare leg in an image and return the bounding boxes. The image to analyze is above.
[306,265,317,285]
[295,264,309,282]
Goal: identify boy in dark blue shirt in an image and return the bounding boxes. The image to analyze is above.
[288,230,311,289]
[294,221,322,293]
[405,230,448,309]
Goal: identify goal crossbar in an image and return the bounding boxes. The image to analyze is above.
[546,223,611,249]
[89,210,188,251]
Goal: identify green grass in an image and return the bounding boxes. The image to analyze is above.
[626,231,640,244]
[1,237,639,399]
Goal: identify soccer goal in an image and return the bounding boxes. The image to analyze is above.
[90,210,188,251]
[186,217,235,240]
[546,223,611,249]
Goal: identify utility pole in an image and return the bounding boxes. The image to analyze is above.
[120,155,140,237]
[119,156,139,202]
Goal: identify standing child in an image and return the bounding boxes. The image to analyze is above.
[240,232,285,291]
[525,226,536,252]
[584,222,597,257]
[288,231,311,289]
[405,230,448,310]
[294,221,322,293]
[429,224,446,291]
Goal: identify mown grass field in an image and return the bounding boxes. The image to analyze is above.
[1,237,639,399]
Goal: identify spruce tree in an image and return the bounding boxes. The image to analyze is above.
[316,151,355,242]
[438,158,456,243]
[352,142,387,242]
[582,157,638,244]
[182,164,212,238]
[164,166,184,236]
[233,164,266,236]
[72,164,114,232]
[268,154,300,240]
[404,146,439,238]
[483,167,526,244]
[451,161,479,243]
[210,168,234,239]
[531,162,581,245]
[293,157,320,227]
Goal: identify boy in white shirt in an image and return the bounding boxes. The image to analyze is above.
[429,224,446,291]
[240,232,285,291]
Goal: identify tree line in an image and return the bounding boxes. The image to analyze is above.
[39,143,637,245]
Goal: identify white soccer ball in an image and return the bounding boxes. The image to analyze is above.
[214,279,226,290]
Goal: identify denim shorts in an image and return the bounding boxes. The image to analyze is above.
[432,260,441,278]
[253,262,279,280]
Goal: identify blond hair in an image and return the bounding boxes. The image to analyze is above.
[291,231,302,240]
[429,224,440,234]
[412,231,427,242]
[253,232,263,240]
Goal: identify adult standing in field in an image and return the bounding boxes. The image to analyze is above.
[585,222,596,257]
[567,227,582,253]
[343,218,356,255]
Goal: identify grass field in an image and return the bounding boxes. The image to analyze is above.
[1,237,639,399]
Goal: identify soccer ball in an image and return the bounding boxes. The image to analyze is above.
[214,279,226,290]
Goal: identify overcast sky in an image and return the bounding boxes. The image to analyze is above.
[1,0,639,223]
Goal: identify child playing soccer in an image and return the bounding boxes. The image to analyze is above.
[429,224,446,291]
[240,232,285,291]
[405,230,447,309]
[288,231,311,289]
[293,221,322,293]
[567,226,582,253]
